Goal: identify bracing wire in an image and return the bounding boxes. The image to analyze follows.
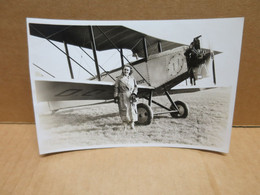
[96,26,151,86]
[30,25,95,77]
[79,46,116,81]
[33,63,55,78]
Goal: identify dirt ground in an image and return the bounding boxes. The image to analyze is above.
[37,87,232,154]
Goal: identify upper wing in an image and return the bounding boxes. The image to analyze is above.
[29,23,184,58]
[35,79,154,102]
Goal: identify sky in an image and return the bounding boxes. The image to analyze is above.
[27,18,244,88]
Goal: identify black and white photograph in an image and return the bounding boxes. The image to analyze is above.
[27,18,244,154]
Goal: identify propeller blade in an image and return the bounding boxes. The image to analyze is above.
[189,68,196,86]
[211,51,216,85]
[208,41,217,85]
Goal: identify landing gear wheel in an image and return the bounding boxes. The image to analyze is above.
[170,101,189,118]
[136,103,153,125]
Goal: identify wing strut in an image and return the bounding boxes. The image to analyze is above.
[143,37,148,61]
[29,24,95,78]
[89,26,101,81]
[96,26,151,86]
[158,41,162,52]
[64,41,74,79]
[120,49,124,68]
[79,47,116,81]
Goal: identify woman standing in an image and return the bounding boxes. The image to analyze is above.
[114,65,138,130]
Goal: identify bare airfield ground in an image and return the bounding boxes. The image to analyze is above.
[38,87,232,153]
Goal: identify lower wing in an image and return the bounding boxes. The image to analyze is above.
[35,79,154,102]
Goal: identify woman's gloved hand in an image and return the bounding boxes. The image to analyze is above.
[114,96,119,103]
[130,93,137,103]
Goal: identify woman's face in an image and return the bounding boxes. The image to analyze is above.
[123,66,131,76]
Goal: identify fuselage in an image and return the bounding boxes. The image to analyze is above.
[101,46,211,94]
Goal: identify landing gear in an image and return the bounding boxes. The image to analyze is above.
[142,90,189,120]
[136,103,153,125]
[170,101,188,118]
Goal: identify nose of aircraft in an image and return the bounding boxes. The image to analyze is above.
[191,50,216,84]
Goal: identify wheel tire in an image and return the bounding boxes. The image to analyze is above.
[170,101,189,118]
[135,103,153,125]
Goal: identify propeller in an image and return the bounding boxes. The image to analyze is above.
[186,36,217,86]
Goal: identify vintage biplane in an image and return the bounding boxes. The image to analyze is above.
[29,23,220,125]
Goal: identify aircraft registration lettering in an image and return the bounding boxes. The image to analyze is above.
[56,89,82,97]
[82,89,104,96]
